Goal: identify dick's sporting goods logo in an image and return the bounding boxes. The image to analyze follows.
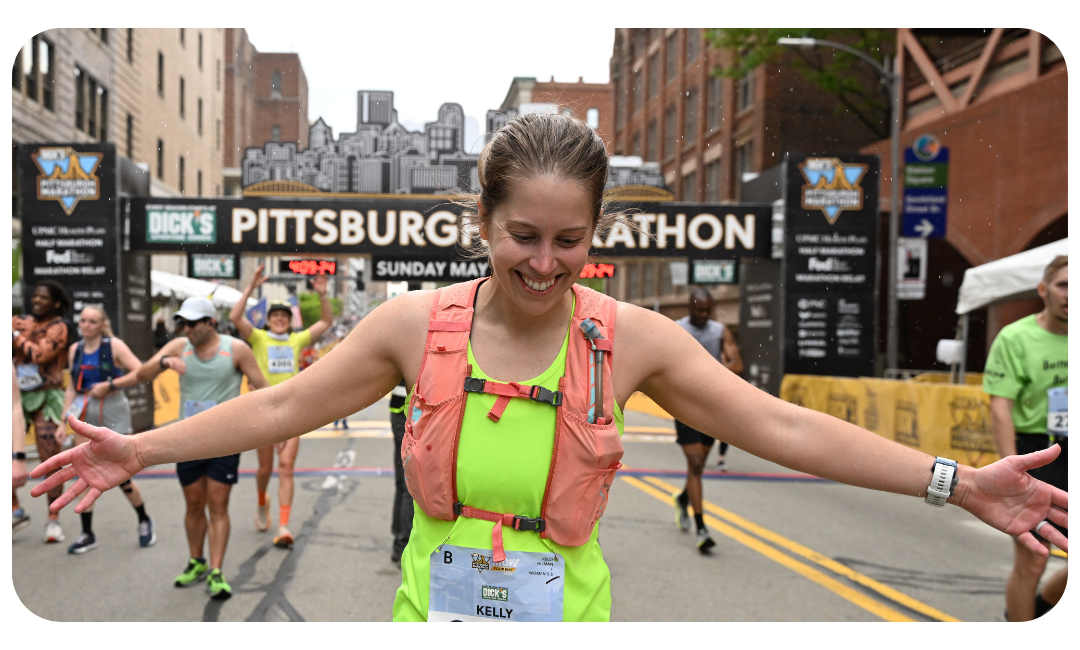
[482,585,508,602]
[32,147,103,215]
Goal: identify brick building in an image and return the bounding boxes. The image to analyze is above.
[860,28,1067,371]
[222,28,309,195]
[489,76,614,153]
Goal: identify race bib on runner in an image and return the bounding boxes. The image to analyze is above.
[16,364,44,392]
[428,543,564,622]
[267,345,295,374]
[1047,387,1067,437]
[65,394,88,421]
[183,400,217,419]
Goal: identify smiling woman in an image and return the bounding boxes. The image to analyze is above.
[31,112,1070,623]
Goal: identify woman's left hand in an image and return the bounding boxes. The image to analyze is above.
[951,445,1068,555]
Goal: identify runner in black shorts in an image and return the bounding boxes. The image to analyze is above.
[672,289,743,553]
[984,255,1068,621]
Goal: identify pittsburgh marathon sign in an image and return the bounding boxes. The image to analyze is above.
[127,197,772,259]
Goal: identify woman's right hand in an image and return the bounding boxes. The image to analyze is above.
[29,416,144,513]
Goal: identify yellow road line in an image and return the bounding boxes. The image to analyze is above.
[642,476,960,622]
[619,475,916,622]
[623,425,676,434]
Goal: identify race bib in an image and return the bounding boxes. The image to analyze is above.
[428,544,564,622]
[65,394,88,420]
[183,400,217,419]
[267,345,295,374]
[1047,387,1067,437]
[16,364,44,392]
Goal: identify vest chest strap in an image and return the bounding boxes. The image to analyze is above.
[453,502,547,563]
[462,377,563,422]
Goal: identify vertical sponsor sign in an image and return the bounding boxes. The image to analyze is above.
[783,154,880,377]
[18,142,121,331]
[739,258,783,396]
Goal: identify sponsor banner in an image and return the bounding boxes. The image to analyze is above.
[738,258,783,396]
[127,197,772,258]
[189,253,239,279]
[783,154,880,378]
[780,374,999,468]
[691,259,736,284]
[373,256,490,281]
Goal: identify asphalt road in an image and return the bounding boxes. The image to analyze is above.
[9,398,1069,623]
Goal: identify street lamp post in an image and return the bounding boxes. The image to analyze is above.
[777,37,902,373]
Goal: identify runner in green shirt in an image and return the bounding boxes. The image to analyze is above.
[230,263,333,548]
[33,113,1069,622]
[984,255,1068,621]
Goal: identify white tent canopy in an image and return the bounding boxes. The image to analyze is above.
[955,238,1068,315]
[150,270,257,310]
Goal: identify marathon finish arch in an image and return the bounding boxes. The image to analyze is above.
[126,196,772,259]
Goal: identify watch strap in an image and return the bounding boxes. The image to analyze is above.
[924,457,958,507]
[13,452,27,460]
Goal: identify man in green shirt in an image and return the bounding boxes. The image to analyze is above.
[984,255,1067,621]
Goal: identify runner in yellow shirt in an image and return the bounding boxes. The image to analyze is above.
[229,263,333,547]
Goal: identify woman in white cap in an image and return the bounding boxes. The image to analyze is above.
[33,113,1067,621]
[132,296,269,601]
[229,263,333,548]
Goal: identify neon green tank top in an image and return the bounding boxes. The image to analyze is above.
[392,315,624,622]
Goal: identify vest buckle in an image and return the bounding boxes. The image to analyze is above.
[453,502,463,516]
[513,515,546,532]
[463,377,486,393]
[529,385,563,407]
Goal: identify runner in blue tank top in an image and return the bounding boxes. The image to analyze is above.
[134,297,269,601]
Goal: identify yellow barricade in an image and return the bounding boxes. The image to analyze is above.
[780,375,1001,469]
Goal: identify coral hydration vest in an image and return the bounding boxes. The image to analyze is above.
[402,278,624,562]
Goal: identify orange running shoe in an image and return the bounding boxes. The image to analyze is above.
[255,501,271,532]
[273,526,294,548]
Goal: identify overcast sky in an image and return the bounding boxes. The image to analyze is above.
[244,26,615,154]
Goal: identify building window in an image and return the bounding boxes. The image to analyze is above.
[216,119,221,151]
[644,262,656,297]
[179,77,185,117]
[179,156,185,194]
[737,69,754,112]
[127,29,133,63]
[15,36,54,110]
[707,75,722,131]
[586,107,599,129]
[632,69,643,114]
[666,32,678,82]
[705,159,721,202]
[73,66,107,141]
[684,87,698,146]
[664,104,676,158]
[197,98,203,135]
[99,29,108,44]
[197,171,202,197]
[271,71,282,99]
[648,52,659,99]
[631,131,641,157]
[98,86,107,140]
[198,32,203,69]
[271,124,281,142]
[157,52,164,97]
[39,37,54,110]
[126,114,133,159]
[614,77,624,129]
[156,139,164,180]
[216,60,221,91]
[683,171,697,201]
[74,68,84,130]
[647,119,657,162]
[735,141,753,201]
[686,28,699,65]
[179,28,184,46]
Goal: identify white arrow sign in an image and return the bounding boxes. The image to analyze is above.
[914,218,935,237]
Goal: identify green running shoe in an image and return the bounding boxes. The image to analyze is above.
[207,569,232,600]
[174,558,209,587]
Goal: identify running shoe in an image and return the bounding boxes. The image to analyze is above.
[716,460,728,472]
[696,527,717,553]
[44,520,65,543]
[273,526,295,548]
[174,558,210,587]
[68,532,98,554]
[673,494,691,532]
[255,501,271,532]
[138,518,157,547]
[12,508,30,533]
[206,569,232,600]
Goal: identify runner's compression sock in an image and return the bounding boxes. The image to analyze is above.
[81,511,93,535]
[694,513,705,532]
[258,491,268,507]
[134,504,149,523]
[279,505,291,528]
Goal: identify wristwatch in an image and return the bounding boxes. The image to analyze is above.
[12,452,27,460]
[160,356,171,369]
[108,376,117,390]
[924,457,959,507]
